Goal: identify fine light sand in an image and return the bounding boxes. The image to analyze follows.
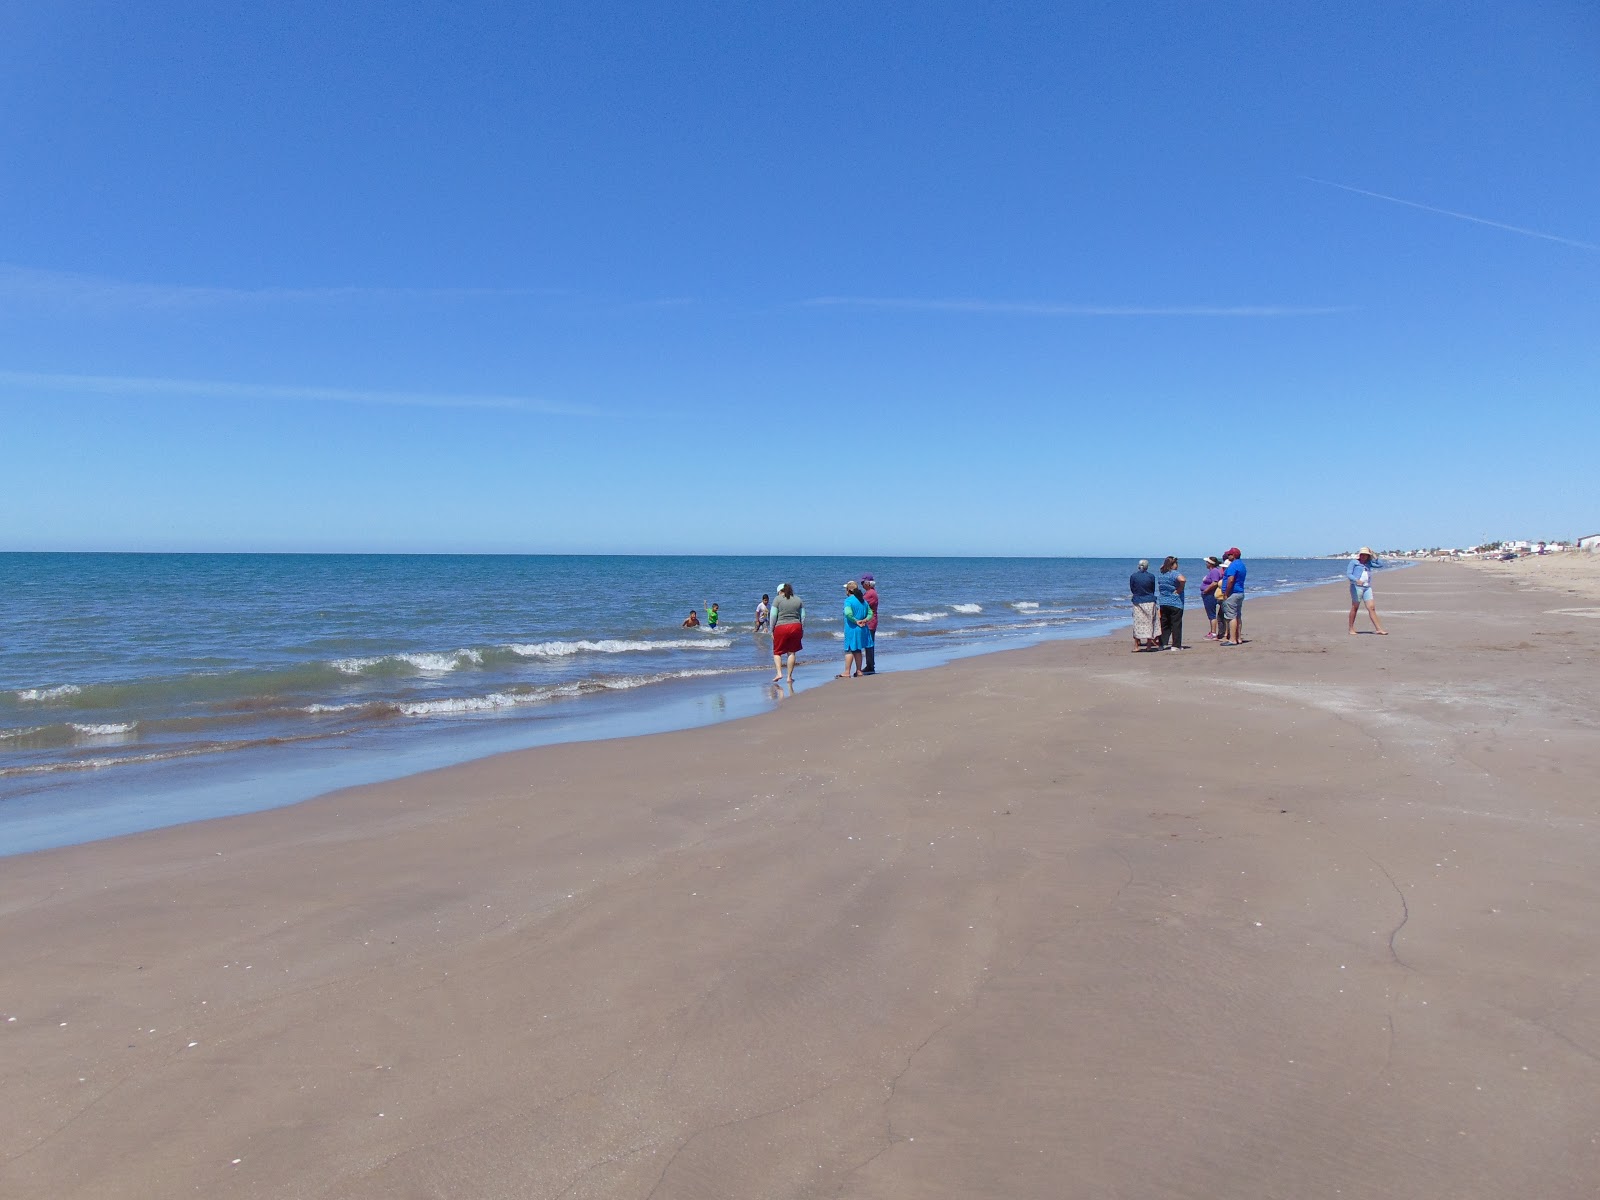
[1462,548,1600,602]
[2,564,1597,1199]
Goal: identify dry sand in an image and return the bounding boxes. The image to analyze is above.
[2,563,1597,1199]
[1462,549,1600,602]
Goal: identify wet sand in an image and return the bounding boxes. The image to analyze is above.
[2,563,1597,1199]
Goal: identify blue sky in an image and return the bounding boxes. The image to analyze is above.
[2,2,1595,555]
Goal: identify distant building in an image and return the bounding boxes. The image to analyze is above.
[1579,533,1600,552]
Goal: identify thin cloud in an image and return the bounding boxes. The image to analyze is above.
[0,264,556,310]
[802,297,1349,317]
[0,370,596,416]
[1301,176,1599,252]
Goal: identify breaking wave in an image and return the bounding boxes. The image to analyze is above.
[15,684,83,702]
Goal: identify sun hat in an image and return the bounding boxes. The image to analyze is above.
[860,573,874,584]
[1204,556,1220,567]
[1358,546,1373,556]
[844,580,858,590]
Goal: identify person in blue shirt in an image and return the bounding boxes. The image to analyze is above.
[1129,559,1159,651]
[1219,548,1247,646]
[1156,556,1187,650]
[839,582,872,678]
[1346,547,1389,636]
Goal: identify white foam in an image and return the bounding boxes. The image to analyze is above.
[508,638,731,657]
[396,651,477,674]
[396,668,748,718]
[0,726,44,740]
[333,650,482,675]
[897,612,943,623]
[16,684,83,702]
[398,692,536,716]
[1010,601,1041,612]
[331,656,384,675]
[71,722,137,736]
[951,603,983,614]
[302,702,365,714]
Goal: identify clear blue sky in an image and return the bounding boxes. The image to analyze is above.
[2,2,1595,555]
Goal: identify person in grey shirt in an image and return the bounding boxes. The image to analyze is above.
[770,583,805,686]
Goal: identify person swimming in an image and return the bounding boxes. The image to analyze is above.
[681,609,700,628]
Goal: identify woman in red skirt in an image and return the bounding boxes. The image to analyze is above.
[770,582,805,686]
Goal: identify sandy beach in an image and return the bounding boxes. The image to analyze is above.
[2,561,1597,1199]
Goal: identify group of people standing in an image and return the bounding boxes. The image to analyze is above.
[754,574,880,687]
[1130,548,1247,652]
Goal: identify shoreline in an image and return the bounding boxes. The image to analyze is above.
[3,563,1597,1198]
[1,562,1351,857]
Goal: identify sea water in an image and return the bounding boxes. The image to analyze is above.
[0,553,1349,854]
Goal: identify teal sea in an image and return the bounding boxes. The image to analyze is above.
[1,553,1351,855]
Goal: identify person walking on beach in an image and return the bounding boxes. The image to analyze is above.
[1347,547,1389,636]
[1219,548,1247,645]
[1199,556,1225,640]
[840,582,872,678]
[754,594,770,634]
[860,573,879,674]
[1156,556,1186,650]
[770,583,804,685]
[1130,559,1159,651]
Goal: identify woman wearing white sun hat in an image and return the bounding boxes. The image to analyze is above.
[1346,547,1388,636]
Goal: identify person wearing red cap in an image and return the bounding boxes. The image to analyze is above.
[859,573,879,674]
[1218,548,1247,646]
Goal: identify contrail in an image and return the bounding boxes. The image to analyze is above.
[0,265,557,308]
[801,297,1347,317]
[1301,176,1599,251]
[0,370,596,416]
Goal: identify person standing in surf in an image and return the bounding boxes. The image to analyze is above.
[770,583,804,685]
[754,594,770,634]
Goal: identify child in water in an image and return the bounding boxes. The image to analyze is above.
[706,603,719,628]
[682,610,700,628]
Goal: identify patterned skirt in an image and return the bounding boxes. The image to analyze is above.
[1132,601,1160,640]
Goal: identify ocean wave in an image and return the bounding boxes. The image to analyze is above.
[333,649,483,676]
[950,603,983,614]
[1010,601,1041,611]
[395,667,746,718]
[70,722,138,736]
[15,684,83,702]
[897,612,944,623]
[0,741,256,779]
[0,725,45,741]
[506,637,732,658]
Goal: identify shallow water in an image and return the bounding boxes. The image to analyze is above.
[1,553,1352,853]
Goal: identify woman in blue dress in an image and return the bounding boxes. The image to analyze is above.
[839,581,872,678]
